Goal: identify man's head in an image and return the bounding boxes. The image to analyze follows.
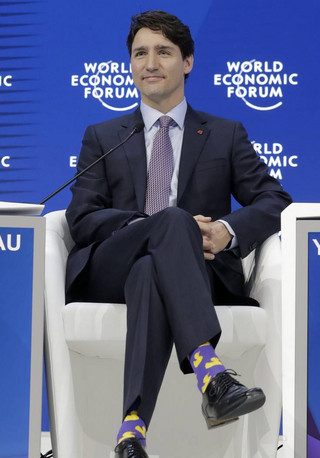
[127,10,194,70]
[127,11,194,112]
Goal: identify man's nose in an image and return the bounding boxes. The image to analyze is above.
[146,53,158,71]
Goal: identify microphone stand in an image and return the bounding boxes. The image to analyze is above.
[39,123,144,205]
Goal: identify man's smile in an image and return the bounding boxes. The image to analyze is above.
[142,75,165,81]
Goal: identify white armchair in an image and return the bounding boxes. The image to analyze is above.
[44,209,282,458]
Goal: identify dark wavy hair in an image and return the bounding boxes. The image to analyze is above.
[127,10,194,79]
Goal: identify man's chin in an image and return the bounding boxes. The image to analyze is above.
[142,91,166,104]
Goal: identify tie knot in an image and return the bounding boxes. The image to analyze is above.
[158,115,173,129]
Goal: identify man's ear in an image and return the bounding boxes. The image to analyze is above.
[184,55,194,76]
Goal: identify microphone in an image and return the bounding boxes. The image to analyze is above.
[39,122,144,205]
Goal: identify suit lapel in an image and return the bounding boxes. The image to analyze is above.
[117,105,211,211]
[118,109,147,212]
[177,106,211,203]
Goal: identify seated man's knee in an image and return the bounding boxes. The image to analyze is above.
[157,207,201,237]
[160,207,195,225]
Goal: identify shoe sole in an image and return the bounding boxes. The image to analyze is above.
[202,391,266,430]
[202,408,239,429]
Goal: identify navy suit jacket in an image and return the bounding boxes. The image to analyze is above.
[65,105,292,300]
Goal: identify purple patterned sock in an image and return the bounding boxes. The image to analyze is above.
[116,411,147,447]
[189,342,226,393]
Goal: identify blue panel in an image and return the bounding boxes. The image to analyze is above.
[308,233,320,457]
[0,227,34,458]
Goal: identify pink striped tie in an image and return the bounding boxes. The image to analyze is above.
[144,116,174,215]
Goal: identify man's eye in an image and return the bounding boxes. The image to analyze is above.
[135,51,146,57]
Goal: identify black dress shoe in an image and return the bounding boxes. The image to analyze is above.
[114,438,149,458]
[202,369,266,429]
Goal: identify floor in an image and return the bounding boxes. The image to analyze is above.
[40,432,160,458]
[41,433,284,457]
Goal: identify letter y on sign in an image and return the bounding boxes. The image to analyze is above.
[312,239,320,255]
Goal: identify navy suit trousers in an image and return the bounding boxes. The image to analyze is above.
[80,207,222,426]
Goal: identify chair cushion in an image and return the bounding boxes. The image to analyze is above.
[63,302,267,360]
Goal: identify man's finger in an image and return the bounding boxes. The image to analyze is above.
[204,251,215,260]
[196,220,213,235]
[194,214,212,222]
[203,237,215,252]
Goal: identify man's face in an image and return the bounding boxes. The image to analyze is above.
[130,27,193,112]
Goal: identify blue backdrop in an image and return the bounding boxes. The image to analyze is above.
[1,0,319,451]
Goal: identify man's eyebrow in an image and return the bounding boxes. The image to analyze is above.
[155,45,174,51]
[132,46,147,53]
[132,45,175,53]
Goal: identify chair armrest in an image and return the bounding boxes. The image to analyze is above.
[249,233,281,310]
[44,210,74,307]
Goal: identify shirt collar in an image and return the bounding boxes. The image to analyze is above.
[140,98,187,132]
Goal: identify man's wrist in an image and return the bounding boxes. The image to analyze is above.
[218,219,238,250]
[225,235,233,250]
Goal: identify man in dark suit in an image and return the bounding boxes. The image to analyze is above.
[66,10,292,458]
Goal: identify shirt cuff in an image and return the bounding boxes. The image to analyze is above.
[218,219,238,250]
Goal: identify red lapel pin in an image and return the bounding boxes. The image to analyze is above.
[197,129,203,135]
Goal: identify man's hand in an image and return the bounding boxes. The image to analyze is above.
[194,215,233,260]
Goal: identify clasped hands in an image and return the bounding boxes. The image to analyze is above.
[194,215,232,260]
